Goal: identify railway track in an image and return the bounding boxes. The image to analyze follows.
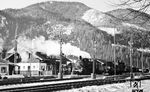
[0,77,128,92]
[0,74,149,92]
[0,73,146,86]
[0,75,88,86]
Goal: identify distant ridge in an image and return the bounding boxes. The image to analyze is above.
[0,1,150,66]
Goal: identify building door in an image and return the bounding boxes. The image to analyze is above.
[9,65,14,75]
[28,66,31,77]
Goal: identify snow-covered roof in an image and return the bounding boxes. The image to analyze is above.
[0,58,17,65]
[4,53,14,60]
[7,46,43,61]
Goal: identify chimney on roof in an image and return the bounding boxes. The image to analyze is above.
[0,52,2,60]
[79,56,82,60]
[28,52,31,59]
[1,49,7,59]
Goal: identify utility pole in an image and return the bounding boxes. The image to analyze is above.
[148,57,150,71]
[91,38,97,79]
[57,25,63,79]
[136,48,140,70]
[141,44,144,73]
[14,23,18,74]
[128,34,133,87]
[58,36,63,79]
[137,53,139,69]
[114,31,116,77]
[29,26,32,77]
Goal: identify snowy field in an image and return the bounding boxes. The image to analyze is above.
[58,80,150,92]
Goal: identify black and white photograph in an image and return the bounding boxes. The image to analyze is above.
[0,0,150,91]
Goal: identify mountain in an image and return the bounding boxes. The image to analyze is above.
[82,8,150,68]
[0,1,114,61]
[82,8,150,48]
[0,1,150,66]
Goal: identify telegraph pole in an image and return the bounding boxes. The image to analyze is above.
[141,44,144,73]
[29,26,32,77]
[91,38,97,79]
[128,34,133,80]
[114,32,116,78]
[14,23,18,74]
[58,26,63,79]
[148,57,150,71]
[136,51,139,69]
[58,37,63,79]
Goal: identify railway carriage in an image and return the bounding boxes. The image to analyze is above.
[74,57,142,75]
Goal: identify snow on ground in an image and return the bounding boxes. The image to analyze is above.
[0,16,8,28]
[0,77,91,90]
[51,24,73,35]
[138,48,150,53]
[112,44,150,53]
[122,22,146,31]
[1,75,24,79]
[98,27,120,36]
[58,80,150,92]
[82,9,105,26]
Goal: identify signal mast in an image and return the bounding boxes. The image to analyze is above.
[14,23,18,74]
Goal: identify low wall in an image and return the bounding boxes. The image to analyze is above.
[19,71,53,76]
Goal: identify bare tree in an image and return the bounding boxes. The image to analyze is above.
[118,0,147,9]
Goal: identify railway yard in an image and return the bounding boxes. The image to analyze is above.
[0,73,149,92]
[0,1,150,92]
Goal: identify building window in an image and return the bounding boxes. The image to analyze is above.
[1,67,7,73]
[23,66,25,69]
[41,66,45,71]
[47,65,53,71]
[28,66,30,70]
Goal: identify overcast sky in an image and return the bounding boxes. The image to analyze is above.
[0,0,120,12]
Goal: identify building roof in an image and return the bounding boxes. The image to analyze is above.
[6,47,71,64]
[26,53,41,63]
[96,59,105,65]
[67,55,79,60]
[36,52,71,64]
[3,52,21,63]
[6,47,43,63]
[0,58,17,65]
[4,53,14,60]
[55,55,71,64]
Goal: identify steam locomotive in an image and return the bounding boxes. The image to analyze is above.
[75,58,145,75]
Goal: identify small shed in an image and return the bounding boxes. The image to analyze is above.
[36,52,72,75]
[0,58,16,75]
[4,52,21,75]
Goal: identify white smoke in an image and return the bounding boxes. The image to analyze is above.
[8,44,32,62]
[19,52,29,62]
[16,36,91,62]
[62,43,91,58]
[0,15,8,28]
